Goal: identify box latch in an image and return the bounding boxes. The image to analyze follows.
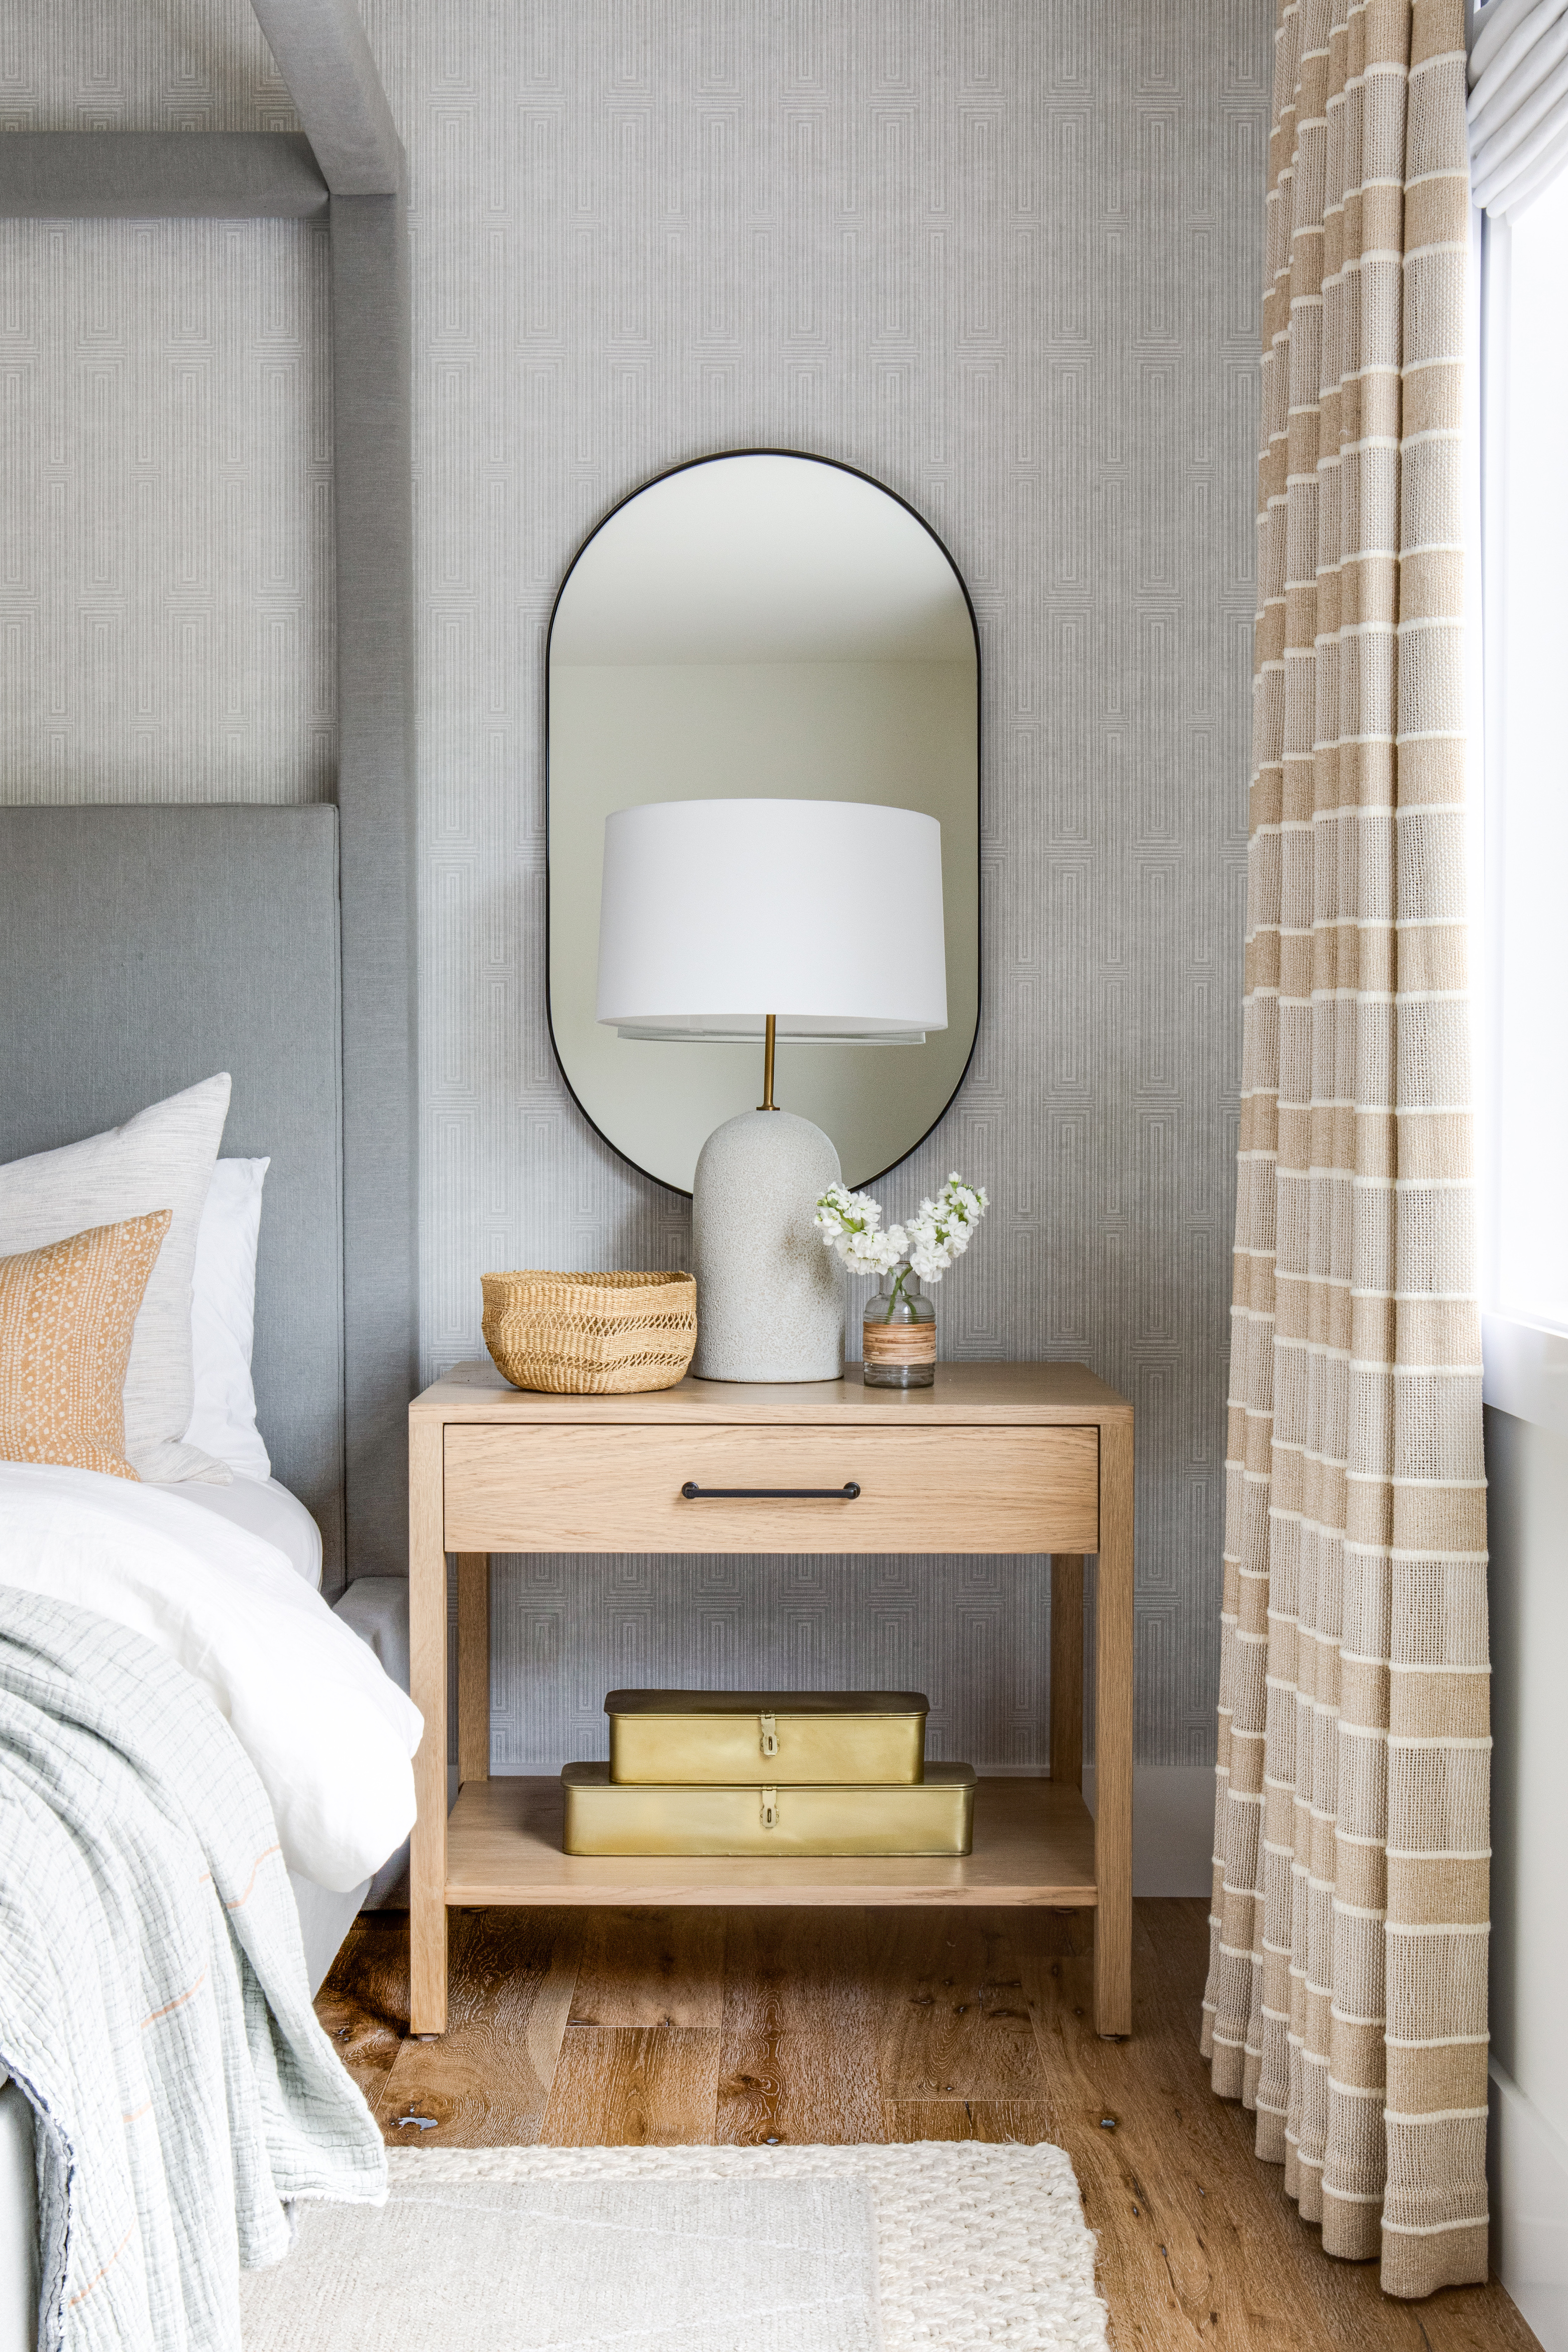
[760,1786,779,1829]
[759,1711,779,1758]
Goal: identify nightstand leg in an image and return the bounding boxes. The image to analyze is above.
[408,1416,449,2035]
[457,1553,491,1783]
[1049,1554,1084,1790]
[1094,1417,1134,2037]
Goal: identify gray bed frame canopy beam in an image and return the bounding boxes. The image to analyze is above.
[0,132,328,217]
[0,0,417,1587]
[247,0,405,192]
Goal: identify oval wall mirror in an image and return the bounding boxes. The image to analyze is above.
[546,451,980,1195]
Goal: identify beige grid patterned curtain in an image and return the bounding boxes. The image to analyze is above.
[1201,0,1490,2301]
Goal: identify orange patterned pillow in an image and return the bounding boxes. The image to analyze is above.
[0,1209,172,1481]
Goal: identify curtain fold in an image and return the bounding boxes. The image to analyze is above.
[1469,0,1568,216]
[1200,0,1491,2302]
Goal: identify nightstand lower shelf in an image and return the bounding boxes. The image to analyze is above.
[443,1773,1097,1909]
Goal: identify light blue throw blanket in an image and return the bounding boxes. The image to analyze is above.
[0,1589,387,2351]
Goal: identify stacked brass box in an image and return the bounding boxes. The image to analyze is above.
[561,1690,975,1857]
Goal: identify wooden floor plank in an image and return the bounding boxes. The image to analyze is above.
[568,1907,725,2029]
[312,1909,409,2112]
[317,1899,1540,2351]
[1009,1909,1317,2352]
[720,1906,877,2036]
[873,1908,1046,2103]
[373,1908,577,2147]
[716,2026,884,2145]
[885,2098,1062,2144]
[539,2026,720,2145]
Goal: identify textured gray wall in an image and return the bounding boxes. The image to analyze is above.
[0,9,332,801]
[3,0,1270,1770]
[0,212,334,803]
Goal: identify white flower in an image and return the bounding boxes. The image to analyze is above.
[812,1172,987,1288]
[814,1182,910,1277]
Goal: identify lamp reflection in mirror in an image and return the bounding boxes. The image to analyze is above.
[596,797,947,1381]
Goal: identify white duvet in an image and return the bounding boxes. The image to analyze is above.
[0,1463,422,1891]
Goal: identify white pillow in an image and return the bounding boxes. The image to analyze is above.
[0,1074,232,1484]
[183,1155,272,1482]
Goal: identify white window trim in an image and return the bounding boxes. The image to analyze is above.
[1483,1314,1568,1442]
[1475,194,1568,1437]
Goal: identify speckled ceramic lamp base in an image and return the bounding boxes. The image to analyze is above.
[691,1109,845,1381]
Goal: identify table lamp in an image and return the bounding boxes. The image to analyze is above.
[596,797,947,1381]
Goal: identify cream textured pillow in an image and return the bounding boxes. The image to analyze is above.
[0,1074,232,1483]
[0,1209,172,1481]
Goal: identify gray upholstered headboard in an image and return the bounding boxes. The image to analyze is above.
[0,804,347,1586]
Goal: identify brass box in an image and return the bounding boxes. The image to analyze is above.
[562,1762,973,1857]
[605,1688,928,1786]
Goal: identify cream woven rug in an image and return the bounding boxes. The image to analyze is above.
[239,2140,1107,2350]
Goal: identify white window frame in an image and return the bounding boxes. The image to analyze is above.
[1474,195,1568,1440]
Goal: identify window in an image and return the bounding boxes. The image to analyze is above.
[1478,169,1568,1340]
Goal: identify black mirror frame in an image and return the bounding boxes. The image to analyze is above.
[543,446,983,1199]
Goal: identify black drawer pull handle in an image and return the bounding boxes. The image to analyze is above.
[680,1481,861,1501]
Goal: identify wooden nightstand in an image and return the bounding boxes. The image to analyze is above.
[407,1360,1134,2038]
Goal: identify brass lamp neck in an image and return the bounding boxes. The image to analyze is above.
[758,1013,780,1111]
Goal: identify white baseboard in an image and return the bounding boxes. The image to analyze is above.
[1080,1763,1215,1898]
[1491,2060,1568,2349]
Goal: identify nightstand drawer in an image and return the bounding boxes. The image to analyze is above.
[443,1422,1099,1554]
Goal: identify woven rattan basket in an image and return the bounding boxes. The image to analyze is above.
[481,1269,697,1395]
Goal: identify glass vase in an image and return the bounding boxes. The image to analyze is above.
[862,1264,936,1388]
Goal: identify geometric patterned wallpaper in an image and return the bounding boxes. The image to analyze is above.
[0,6,332,802]
[0,214,334,803]
[0,3,290,131]
[3,0,1272,1770]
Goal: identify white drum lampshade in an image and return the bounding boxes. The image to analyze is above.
[596,798,947,1043]
[596,798,948,1382]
